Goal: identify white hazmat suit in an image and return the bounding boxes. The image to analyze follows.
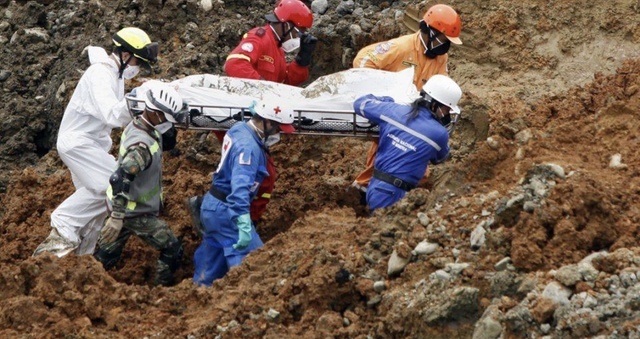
[34,46,132,257]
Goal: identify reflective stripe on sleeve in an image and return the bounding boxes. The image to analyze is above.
[380,115,441,151]
[226,54,252,62]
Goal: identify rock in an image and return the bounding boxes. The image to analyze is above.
[579,251,607,266]
[199,0,213,12]
[515,129,533,145]
[494,257,512,271]
[336,0,355,16]
[486,136,499,149]
[609,153,627,169]
[523,201,536,212]
[530,297,558,323]
[413,241,438,256]
[422,287,479,324]
[517,276,538,295]
[387,249,410,277]
[266,308,280,321]
[503,305,532,333]
[366,295,381,308]
[515,147,525,160]
[542,281,572,306]
[540,323,551,334]
[417,212,429,226]
[311,0,329,14]
[0,69,9,82]
[545,163,566,180]
[472,305,503,339]
[373,280,386,292]
[446,262,470,275]
[555,264,582,287]
[430,269,451,282]
[470,224,486,250]
[490,270,519,298]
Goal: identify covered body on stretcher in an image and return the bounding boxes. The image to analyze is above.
[126,68,419,137]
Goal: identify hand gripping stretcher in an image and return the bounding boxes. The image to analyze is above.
[125,68,420,138]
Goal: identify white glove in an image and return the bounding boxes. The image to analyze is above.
[99,216,124,246]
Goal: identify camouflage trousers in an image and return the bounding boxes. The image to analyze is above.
[94,215,183,286]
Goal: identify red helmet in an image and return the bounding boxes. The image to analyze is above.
[266,0,313,29]
[423,4,462,44]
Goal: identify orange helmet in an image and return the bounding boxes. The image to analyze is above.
[266,0,313,29]
[423,4,462,45]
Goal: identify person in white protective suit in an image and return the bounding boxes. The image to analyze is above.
[33,27,159,257]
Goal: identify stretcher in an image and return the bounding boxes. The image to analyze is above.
[126,67,419,137]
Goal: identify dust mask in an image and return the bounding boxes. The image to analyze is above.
[122,65,140,80]
[265,133,281,147]
[154,121,173,134]
[281,38,300,53]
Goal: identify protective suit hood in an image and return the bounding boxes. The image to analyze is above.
[87,46,119,73]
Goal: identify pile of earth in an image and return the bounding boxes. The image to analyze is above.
[1,0,639,338]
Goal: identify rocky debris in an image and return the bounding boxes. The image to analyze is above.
[495,163,565,227]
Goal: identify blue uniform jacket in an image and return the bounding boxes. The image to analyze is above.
[353,94,450,210]
[205,123,269,222]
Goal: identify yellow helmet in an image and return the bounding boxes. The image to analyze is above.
[112,27,158,64]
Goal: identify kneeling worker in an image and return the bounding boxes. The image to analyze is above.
[353,74,462,211]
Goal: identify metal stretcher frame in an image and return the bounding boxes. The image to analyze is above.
[125,95,380,138]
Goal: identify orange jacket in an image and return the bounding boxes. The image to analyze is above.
[353,32,448,90]
[352,32,449,188]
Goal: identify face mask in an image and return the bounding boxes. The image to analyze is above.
[264,133,281,147]
[122,65,140,80]
[425,41,451,59]
[420,27,451,59]
[154,121,173,134]
[281,38,300,53]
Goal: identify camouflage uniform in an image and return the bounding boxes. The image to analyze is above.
[94,118,183,286]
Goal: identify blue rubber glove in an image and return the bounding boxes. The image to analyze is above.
[232,213,252,250]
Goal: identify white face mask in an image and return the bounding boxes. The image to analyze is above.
[122,65,140,80]
[154,121,173,134]
[281,38,300,53]
[265,133,281,147]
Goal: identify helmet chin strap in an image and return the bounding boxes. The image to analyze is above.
[270,22,295,47]
[114,51,133,79]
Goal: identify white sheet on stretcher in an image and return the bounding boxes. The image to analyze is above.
[135,68,419,124]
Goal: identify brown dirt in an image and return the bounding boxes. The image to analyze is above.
[1,0,639,338]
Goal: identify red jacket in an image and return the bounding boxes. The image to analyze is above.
[224,24,309,86]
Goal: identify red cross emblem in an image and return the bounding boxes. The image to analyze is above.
[273,106,281,114]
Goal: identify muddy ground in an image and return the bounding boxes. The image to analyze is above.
[1,0,640,338]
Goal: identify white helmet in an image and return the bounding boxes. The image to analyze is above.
[250,98,296,133]
[145,84,184,123]
[423,74,462,114]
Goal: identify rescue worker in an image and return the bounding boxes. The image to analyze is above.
[33,27,159,257]
[187,0,317,234]
[94,84,185,287]
[353,74,462,211]
[224,0,317,85]
[351,4,462,197]
[193,98,296,286]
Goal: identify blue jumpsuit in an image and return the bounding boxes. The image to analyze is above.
[193,123,269,286]
[353,94,450,211]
